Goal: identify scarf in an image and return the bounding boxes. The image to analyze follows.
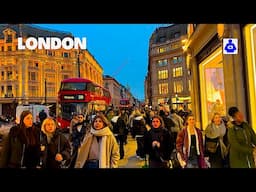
[75,126,113,168]
[187,126,200,156]
[205,122,227,159]
[205,122,226,139]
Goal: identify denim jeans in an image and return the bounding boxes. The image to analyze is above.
[83,160,99,168]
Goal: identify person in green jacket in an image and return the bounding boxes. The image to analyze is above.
[227,106,256,168]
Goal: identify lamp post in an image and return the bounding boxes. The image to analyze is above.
[44,78,47,105]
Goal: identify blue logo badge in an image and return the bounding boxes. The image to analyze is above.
[223,38,238,54]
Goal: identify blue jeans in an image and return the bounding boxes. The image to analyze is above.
[83,160,99,168]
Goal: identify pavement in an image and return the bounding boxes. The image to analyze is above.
[118,134,146,168]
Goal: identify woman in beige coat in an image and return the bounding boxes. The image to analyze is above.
[75,113,120,168]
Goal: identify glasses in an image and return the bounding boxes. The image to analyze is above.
[78,116,83,119]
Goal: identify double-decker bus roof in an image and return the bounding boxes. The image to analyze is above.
[61,78,92,83]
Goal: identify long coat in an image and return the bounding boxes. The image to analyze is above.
[176,127,207,168]
[0,125,41,168]
[40,129,71,168]
[228,121,256,168]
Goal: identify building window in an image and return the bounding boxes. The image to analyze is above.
[6,35,12,43]
[173,67,183,77]
[158,70,168,79]
[47,50,53,56]
[63,74,69,79]
[7,85,13,97]
[1,71,4,80]
[7,46,12,51]
[47,87,56,97]
[171,42,180,50]
[1,46,4,51]
[174,32,180,38]
[7,71,12,80]
[28,86,38,97]
[173,56,183,64]
[174,81,183,93]
[159,36,166,43]
[159,47,167,53]
[63,52,69,58]
[157,59,168,67]
[1,86,4,97]
[28,72,37,81]
[159,83,168,94]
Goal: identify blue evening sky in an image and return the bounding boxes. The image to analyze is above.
[36,24,160,101]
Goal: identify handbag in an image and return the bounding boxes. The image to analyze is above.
[206,141,218,153]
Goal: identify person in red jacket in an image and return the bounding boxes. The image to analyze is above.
[176,114,207,168]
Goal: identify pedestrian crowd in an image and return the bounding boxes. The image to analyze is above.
[0,105,256,169]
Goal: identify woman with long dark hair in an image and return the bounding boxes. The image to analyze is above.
[0,110,41,168]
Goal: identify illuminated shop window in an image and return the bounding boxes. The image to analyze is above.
[199,48,226,129]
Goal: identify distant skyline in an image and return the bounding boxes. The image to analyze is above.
[36,24,161,100]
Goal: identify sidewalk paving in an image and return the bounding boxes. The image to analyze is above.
[118,134,146,168]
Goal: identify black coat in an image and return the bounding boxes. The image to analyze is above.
[40,129,71,168]
[144,127,173,161]
[0,125,41,168]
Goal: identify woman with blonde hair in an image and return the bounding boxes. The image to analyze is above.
[75,113,120,168]
[204,112,229,168]
[40,117,71,168]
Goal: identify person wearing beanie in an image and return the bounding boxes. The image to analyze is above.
[227,106,256,168]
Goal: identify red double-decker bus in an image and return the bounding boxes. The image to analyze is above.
[56,77,111,131]
[119,98,132,109]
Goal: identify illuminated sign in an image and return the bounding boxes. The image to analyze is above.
[63,94,84,100]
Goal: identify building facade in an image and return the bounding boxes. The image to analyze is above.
[146,24,191,111]
[0,24,103,117]
[185,24,256,131]
[103,75,135,109]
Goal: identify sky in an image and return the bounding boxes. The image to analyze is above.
[36,24,160,101]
